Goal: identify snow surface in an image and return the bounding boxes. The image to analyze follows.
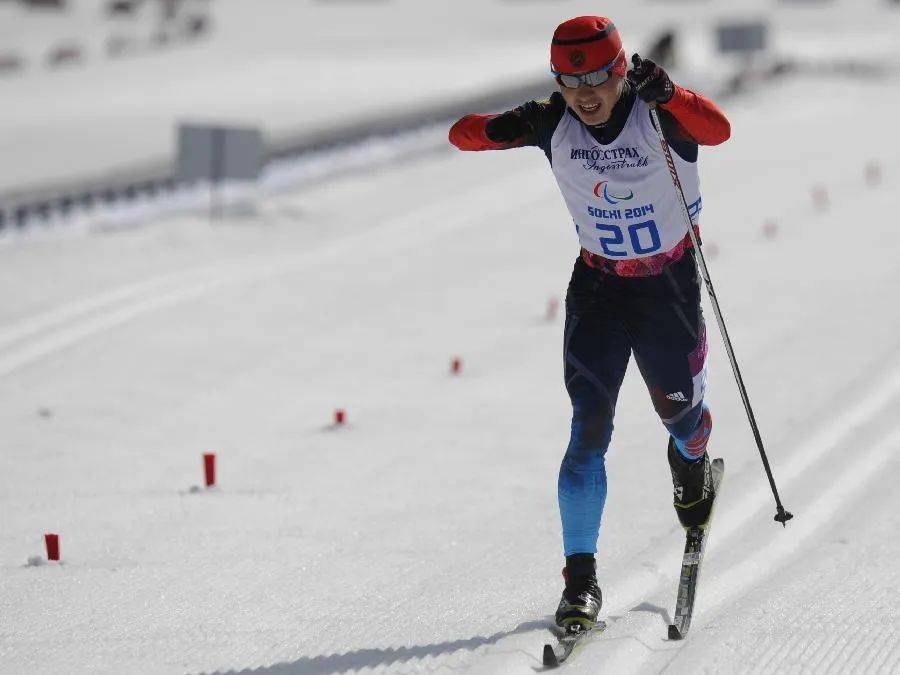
[3,1,900,674]
[3,0,899,196]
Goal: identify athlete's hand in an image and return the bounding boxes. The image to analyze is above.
[627,54,675,105]
[485,112,530,143]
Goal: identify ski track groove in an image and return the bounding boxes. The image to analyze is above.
[705,429,900,674]
[821,635,850,674]
[804,634,833,673]
[696,427,900,675]
[861,626,893,674]
[844,626,878,673]
[886,640,900,674]
[711,369,900,548]
[875,627,897,673]
[873,627,899,672]
[793,630,824,663]
[0,273,193,350]
[591,403,900,675]
[0,167,553,379]
[760,634,795,674]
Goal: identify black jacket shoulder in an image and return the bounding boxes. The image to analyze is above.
[512,92,566,161]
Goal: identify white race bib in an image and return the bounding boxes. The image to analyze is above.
[550,98,701,260]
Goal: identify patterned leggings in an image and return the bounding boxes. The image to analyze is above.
[559,252,712,556]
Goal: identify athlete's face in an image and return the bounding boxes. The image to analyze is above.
[559,73,624,125]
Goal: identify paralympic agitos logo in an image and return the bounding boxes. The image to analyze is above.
[594,180,634,205]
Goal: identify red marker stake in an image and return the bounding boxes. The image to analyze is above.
[334,409,346,426]
[813,185,829,211]
[546,298,560,322]
[44,533,60,562]
[203,452,216,488]
[865,161,882,187]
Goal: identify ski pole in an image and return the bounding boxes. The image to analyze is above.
[648,105,793,527]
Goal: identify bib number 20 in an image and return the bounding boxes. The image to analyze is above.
[596,220,661,257]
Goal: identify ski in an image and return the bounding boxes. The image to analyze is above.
[542,620,607,668]
[668,457,724,640]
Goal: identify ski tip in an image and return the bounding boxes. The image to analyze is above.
[668,624,684,641]
[542,644,559,668]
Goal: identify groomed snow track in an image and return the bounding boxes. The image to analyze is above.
[2,51,900,675]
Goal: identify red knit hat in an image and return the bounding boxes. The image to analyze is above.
[550,16,627,76]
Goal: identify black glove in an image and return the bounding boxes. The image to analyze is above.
[627,53,675,105]
[485,112,530,143]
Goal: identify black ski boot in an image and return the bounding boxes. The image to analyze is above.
[554,553,602,630]
[668,438,716,528]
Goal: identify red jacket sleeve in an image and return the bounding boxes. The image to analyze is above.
[448,114,526,151]
[660,86,731,146]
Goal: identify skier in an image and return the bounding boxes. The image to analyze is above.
[449,16,731,631]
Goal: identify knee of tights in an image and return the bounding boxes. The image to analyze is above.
[561,445,607,474]
[569,394,613,442]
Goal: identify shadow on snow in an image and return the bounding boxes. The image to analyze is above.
[220,618,551,674]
